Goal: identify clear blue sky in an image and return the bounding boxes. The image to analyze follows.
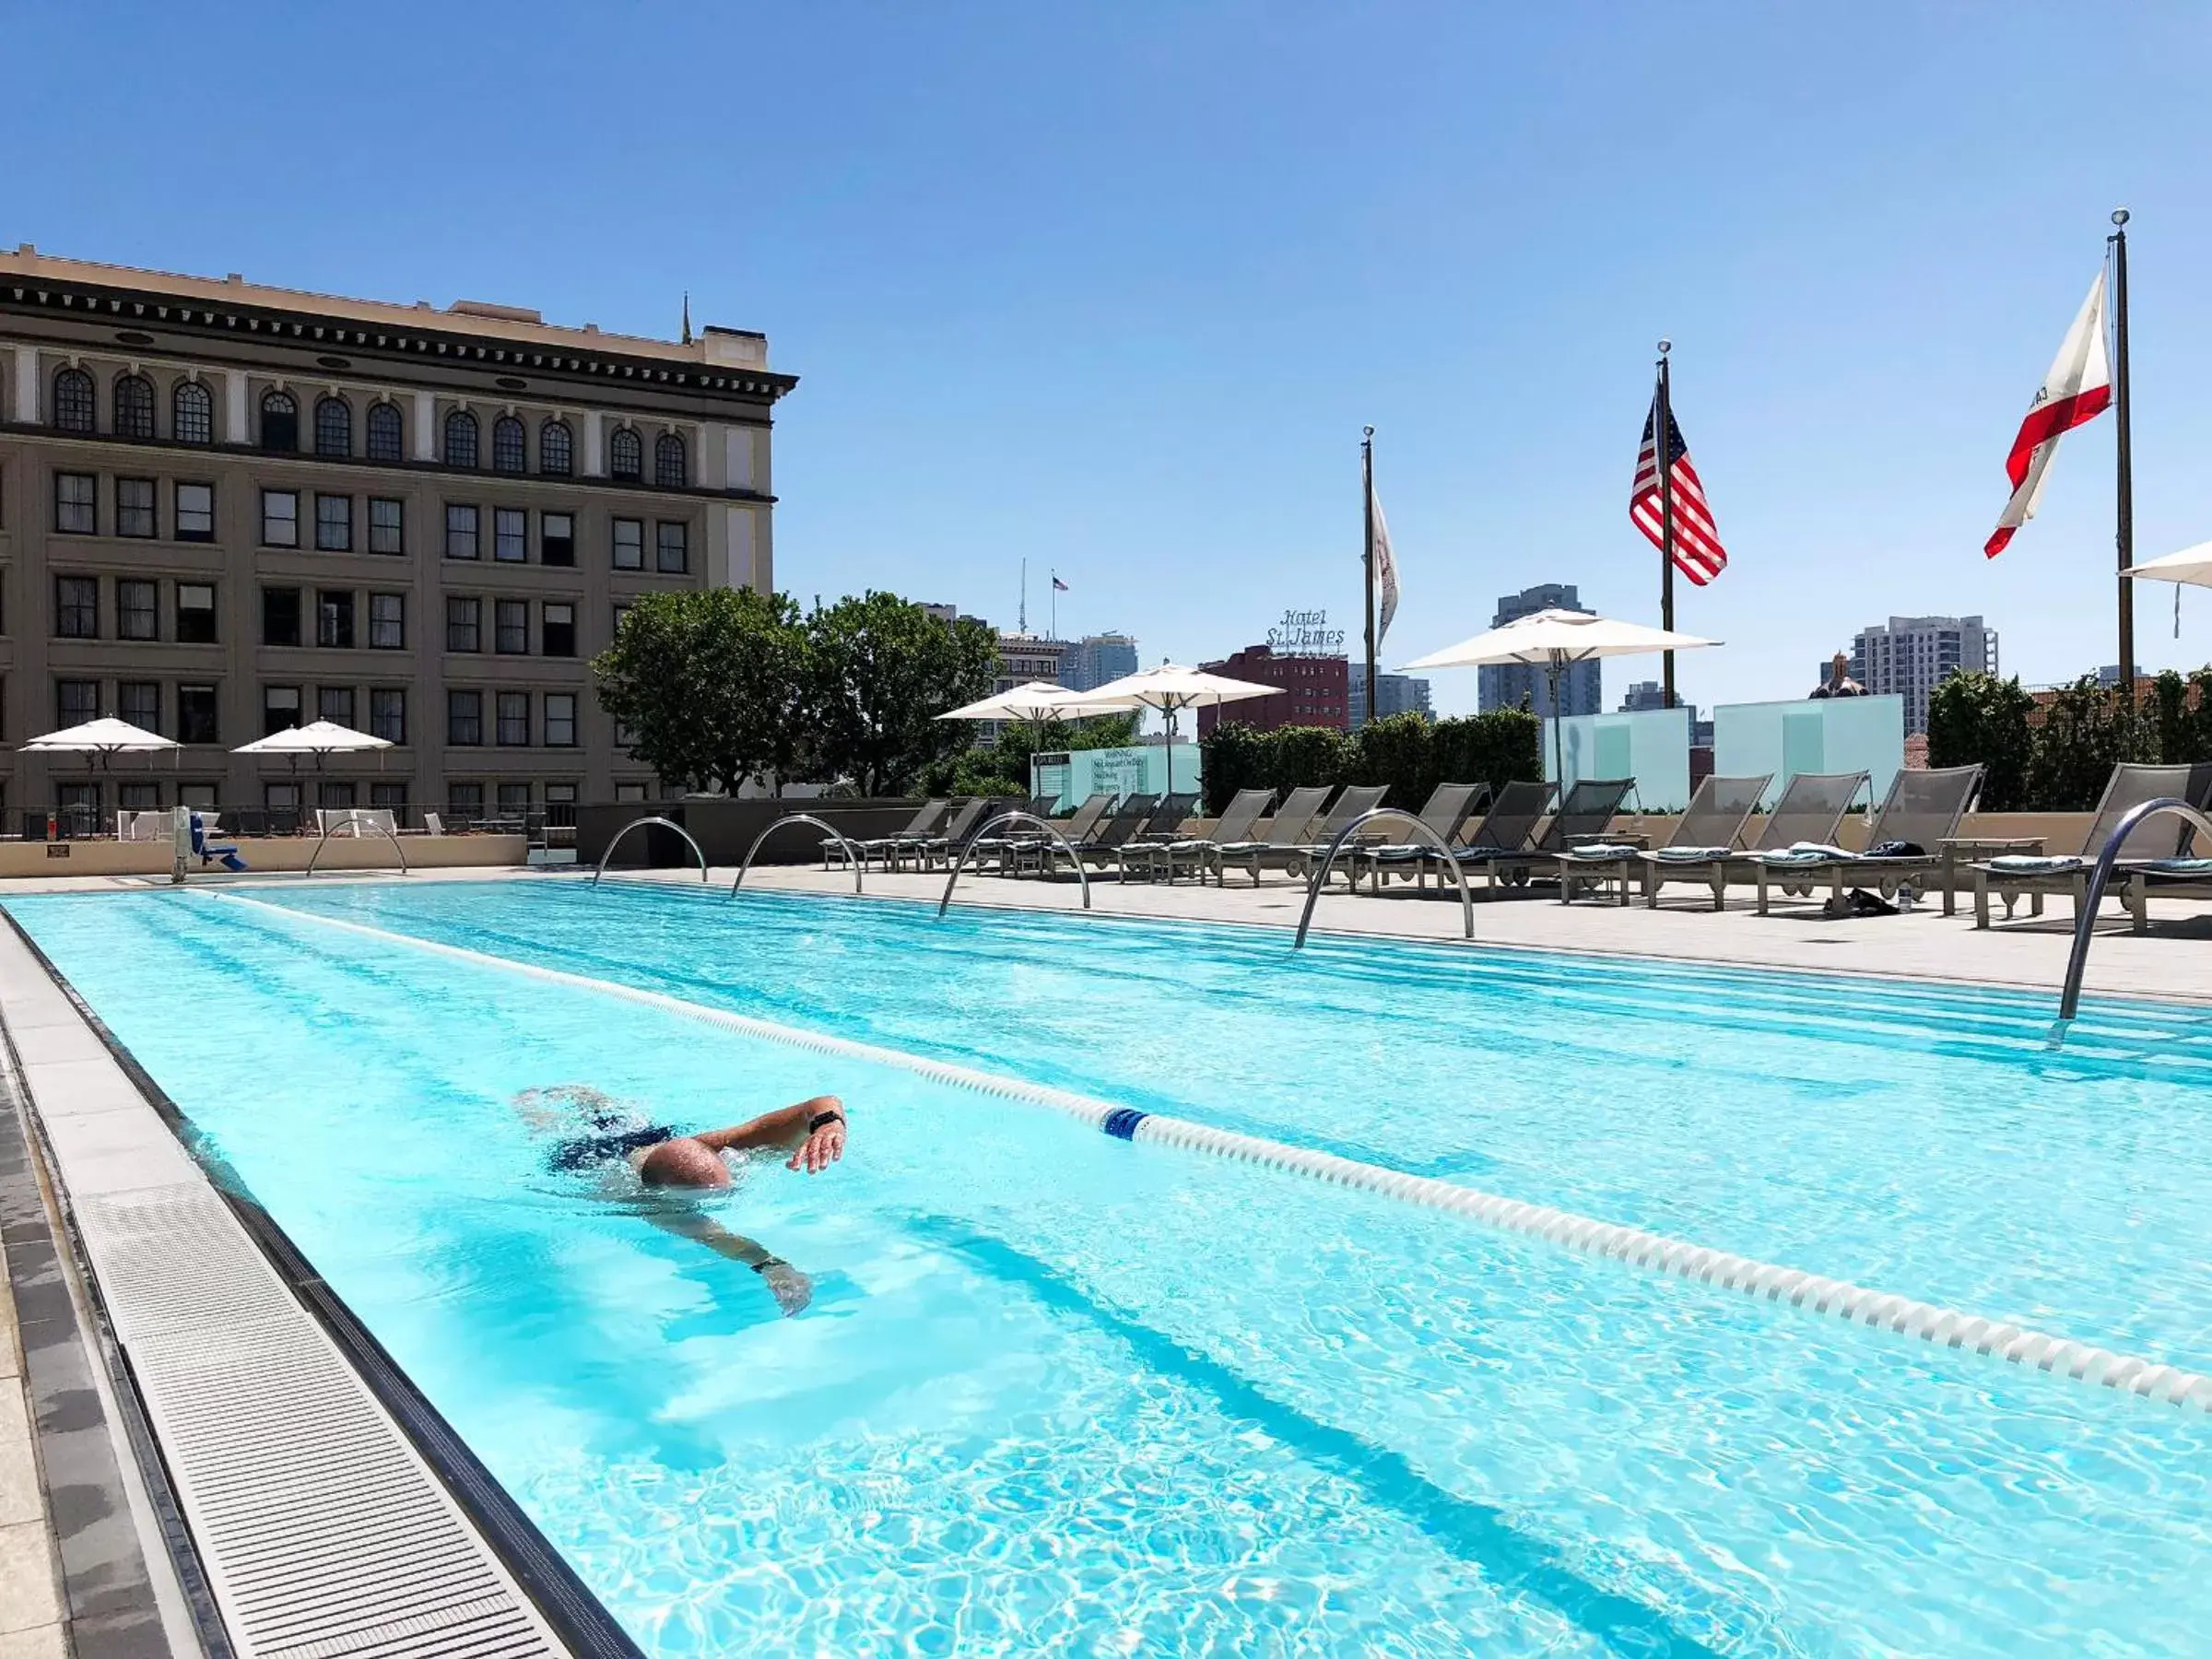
[8,4,2211,714]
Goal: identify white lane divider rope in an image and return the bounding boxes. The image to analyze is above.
[201,889,2212,1414]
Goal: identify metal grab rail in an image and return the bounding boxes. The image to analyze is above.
[591,815,709,888]
[2055,796,2212,1024]
[304,818,410,878]
[1294,807,1474,949]
[938,810,1091,917]
[729,814,864,900]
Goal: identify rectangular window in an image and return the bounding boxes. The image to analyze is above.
[369,688,406,745]
[118,782,160,813]
[543,602,576,658]
[265,782,301,817]
[541,512,574,567]
[496,691,530,746]
[177,685,218,745]
[318,686,355,726]
[317,590,355,649]
[319,780,357,810]
[176,482,214,542]
[118,580,158,641]
[545,782,578,827]
[612,602,633,637]
[494,598,528,654]
[315,493,352,552]
[612,517,643,571]
[369,593,405,650]
[448,782,484,821]
[545,692,577,747]
[262,586,302,647]
[494,507,526,562]
[656,521,688,574]
[55,473,96,535]
[446,596,480,653]
[497,782,532,817]
[444,503,479,559]
[370,781,407,811]
[118,681,160,734]
[262,489,300,547]
[615,782,647,804]
[117,477,156,538]
[56,679,100,727]
[178,583,218,644]
[55,576,99,639]
[369,498,404,555]
[263,685,300,735]
[447,689,483,746]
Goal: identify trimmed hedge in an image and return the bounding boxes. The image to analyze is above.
[1929,669,2208,812]
[1197,711,1542,815]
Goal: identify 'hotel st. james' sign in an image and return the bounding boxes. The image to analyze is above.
[1266,607,1347,657]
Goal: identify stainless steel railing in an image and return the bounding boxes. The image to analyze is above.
[591,816,709,888]
[2054,796,2212,1024]
[938,810,1091,917]
[729,814,864,900]
[1294,808,1474,949]
[304,817,410,878]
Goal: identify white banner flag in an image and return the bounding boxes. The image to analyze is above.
[1371,483,1399,647]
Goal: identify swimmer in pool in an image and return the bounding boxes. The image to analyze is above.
[519,1085,846,1315]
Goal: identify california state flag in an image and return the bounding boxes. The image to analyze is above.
[1985,271,2112,558]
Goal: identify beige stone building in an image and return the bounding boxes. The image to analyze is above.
[0,246,794,831]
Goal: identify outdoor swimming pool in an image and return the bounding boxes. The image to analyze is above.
[7,879,2210,1655]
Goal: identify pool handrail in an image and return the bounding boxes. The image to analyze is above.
[2054,795,2212,1024]
[938,809,1090,916]
[730,814,864,899]
[303,816,410,878]
[1294,807,1473,948]
[591,815,709,888]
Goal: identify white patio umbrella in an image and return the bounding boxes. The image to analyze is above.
[23,716,182,766]
[233,719,393,774]
[2122,541,2212,588]
[1403,608,1721,787]
[1082,663,1285,799]
[935,680,1145,724]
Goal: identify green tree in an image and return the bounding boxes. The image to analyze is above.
[920,712,1140,798]
[2023,676,2159,809]
[1926,671,2036,812]
[805,592,1000,795]
[591,587,808,794]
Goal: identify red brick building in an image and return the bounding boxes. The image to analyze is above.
[1196,645,1345,735]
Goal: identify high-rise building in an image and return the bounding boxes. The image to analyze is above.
[1347,672,1432,730]
[1063,632,1138,692]
[1619,680,1666,713]
[1194,644,1335,735]
[0,246,794,824]
[1477,583,1601,717]
[1851,615,1999,735]
[994,633,1071,691]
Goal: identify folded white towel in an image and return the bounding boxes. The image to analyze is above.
[1653,845,1734,862]
[1754,841,1853,865]
[1986,854,2085,874]
[1566,842,1641,860]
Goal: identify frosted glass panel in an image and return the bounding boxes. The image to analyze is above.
[1712,696,1904,810]
[1544,708,1692,811]
[1031,744,1201,811]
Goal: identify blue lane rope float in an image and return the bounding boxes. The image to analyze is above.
[199,890,2212,1415]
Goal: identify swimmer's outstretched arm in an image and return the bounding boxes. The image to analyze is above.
[642,1205,812,1315]
[693,1094,847,1175]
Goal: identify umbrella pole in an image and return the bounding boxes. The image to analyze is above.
[1547,658,1566,793]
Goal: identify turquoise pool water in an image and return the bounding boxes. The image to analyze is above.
[7,881,2210,1655]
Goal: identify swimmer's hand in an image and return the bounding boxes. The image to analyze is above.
[757,1260,813,1315]
[789,1112,845,1175]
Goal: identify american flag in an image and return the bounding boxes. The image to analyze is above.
[1630,397,1728,585]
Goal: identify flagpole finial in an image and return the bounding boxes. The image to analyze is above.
[1656,337,1672,356]
[2112,207,2130,228]
[1362,425,1374,440]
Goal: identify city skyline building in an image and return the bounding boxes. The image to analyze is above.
[1194,643,1335,735]
[1061,631,1139,692]
[1477,583,1601,717]
[1347,671,1432,729]
[1850,614,1999,735]
[0,247,793,825]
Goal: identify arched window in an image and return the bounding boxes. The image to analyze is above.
[538,418,572,477]
[366,401,403,463]
[173,380,213,444]
[53,368,95,432]
[314,396,352,458]
[608,426,641,481]
[654,431,688,488]
[112,374,155,440]
[261,389,299,451]
[443,409,479,468]
[492,415,525,474]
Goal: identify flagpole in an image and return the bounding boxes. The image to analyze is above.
[1656,340,1677,709]
[1362,426,1378,725]
[2111,208,2135,702]
[1050,569,1057,641]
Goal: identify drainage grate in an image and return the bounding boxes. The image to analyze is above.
[71,1184,567,1659]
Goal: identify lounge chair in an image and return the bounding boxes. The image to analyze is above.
[1071,794,1165,870]
[976,791,1112,872]
[1107,794,1201,882]
[1972,761,2212,928]
[906,797,999,871]
[1752,764,1983,915]
[1345,782,1490,893]
[1476,778,1636,890]
[834,798,947,872]
[1210,786,1334,886]
[1559,773,1771,907]
[1357,780,1553,893]
[1113,788,1274,885]
[1636,771,1869,911]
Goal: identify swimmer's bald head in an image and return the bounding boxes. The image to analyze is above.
[637,1137,734,1189]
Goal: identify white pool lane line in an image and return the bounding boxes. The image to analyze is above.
[202,889,2212,1416]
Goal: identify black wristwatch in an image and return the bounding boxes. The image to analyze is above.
[808,1109,845,1135]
